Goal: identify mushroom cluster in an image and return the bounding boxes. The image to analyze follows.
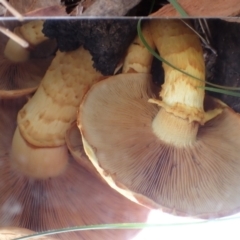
[2,17,240,240]
[0,20,151,240]
[79,19,240,219]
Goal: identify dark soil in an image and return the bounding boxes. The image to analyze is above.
[208,19,240,112]
[43,19,138,75]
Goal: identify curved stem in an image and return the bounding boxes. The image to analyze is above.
[149,20,211,146]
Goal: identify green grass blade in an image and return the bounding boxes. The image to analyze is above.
[168,0,188,17]
[10,222,209,239]
[13,216,240,240]
[149,0,156,14]
[204,87,240,97]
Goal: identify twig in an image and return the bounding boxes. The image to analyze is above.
[0,0,23,21]
[0,26,29,48]
[181,20,217,55]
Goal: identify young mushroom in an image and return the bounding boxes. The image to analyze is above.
[0,99,149,240]
[0,20,55,98]
[79,19,240,218]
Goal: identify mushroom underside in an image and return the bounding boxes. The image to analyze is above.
[0,99,149,240]
[0,57,51,89]
[79,73,240,218]
[0,226,56,240]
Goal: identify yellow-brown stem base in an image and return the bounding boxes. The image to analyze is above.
[152,108,199,147]
[10,127,69,179]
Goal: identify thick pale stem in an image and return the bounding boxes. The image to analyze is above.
[18,21,48,46]
[150,20,205,123]
[4,38,29,62]
[122,22,154,74]
[150,20,205,145]
[152,108,198,147]
[12,47,103,179]
[17,47,103,148]
[11,127,68,179]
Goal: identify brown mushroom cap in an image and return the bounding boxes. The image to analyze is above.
[0,20,55,98]
[79,72,240,219]
[66,122,100,177]
[0,99,150,240]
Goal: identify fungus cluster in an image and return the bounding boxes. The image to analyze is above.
[2,17,240,240]
[0,20,150,240]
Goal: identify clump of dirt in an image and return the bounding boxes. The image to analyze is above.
[43,19,138,75]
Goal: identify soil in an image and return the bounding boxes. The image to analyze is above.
[43,19,138,75]
[208,19,240,112]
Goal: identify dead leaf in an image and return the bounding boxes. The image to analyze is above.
[8,0,63,15]
[82,0,96,9]
[151,0,240,17]
[24,5,67,16]
[82,0,141,16]
[0,4,6,16]
[70,0,95,16]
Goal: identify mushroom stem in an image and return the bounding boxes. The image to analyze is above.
[4,38,29,62]
[149,20,206,146]
[122,22,154,74]
[11,127,68,179]
[152,108,199,146]
[11,46,103,179]
[17,47,103,147]
[4,21,48,62]
[150,20,205,123]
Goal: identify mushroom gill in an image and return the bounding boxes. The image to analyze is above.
[79,19,240,218]
[0,227,56,240]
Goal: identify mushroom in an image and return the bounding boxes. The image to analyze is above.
[10,45,105,179]
[79,19,240,218]
[0,20,55,98]
[0,99,150,240]
[66,22,154,180]
[0,227,56,240]
[0,39,151,239]
[10,21,155,180]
